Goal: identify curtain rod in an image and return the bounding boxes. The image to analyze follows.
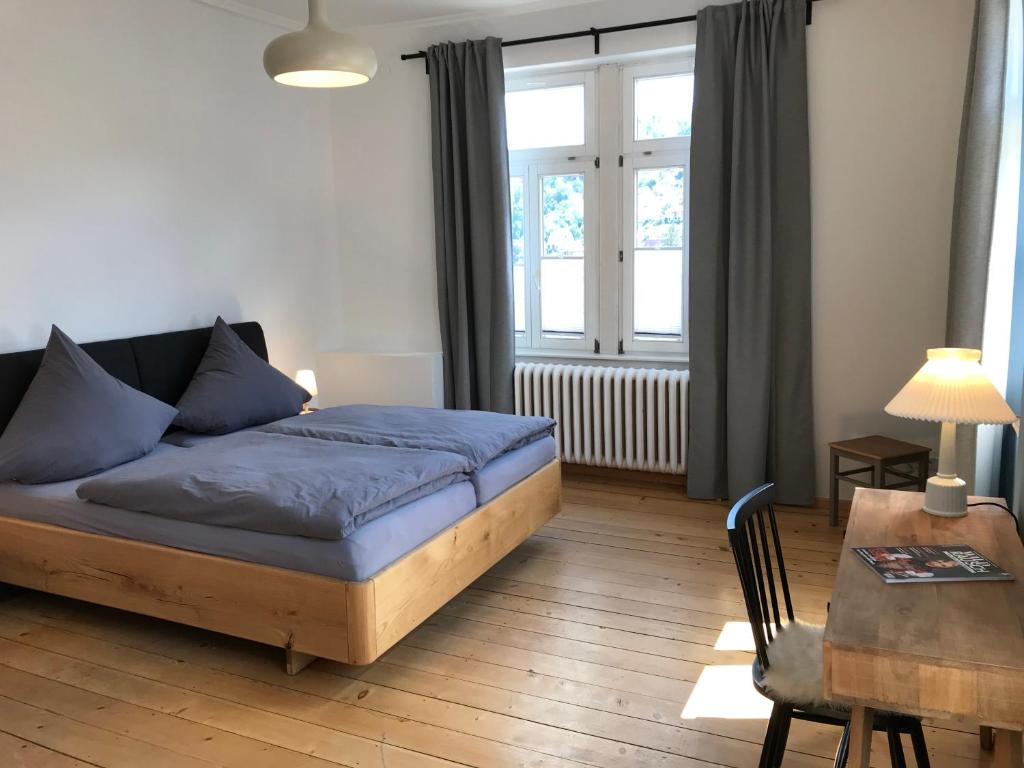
[400,0,821,71]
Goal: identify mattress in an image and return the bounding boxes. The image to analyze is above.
[473,435,556,503]
[0,438,556,581]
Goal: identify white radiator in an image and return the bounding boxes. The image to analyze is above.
[514,363,689,474]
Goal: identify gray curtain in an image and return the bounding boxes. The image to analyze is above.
[687,0,815,505]
[427,37,515,413]
[946,0,1009,349]
[945,0,1010,491]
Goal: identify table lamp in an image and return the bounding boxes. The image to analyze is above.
[295,369,319,412]
[885,348,1016,517]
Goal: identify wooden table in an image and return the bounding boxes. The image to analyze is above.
[823,488,1024,767]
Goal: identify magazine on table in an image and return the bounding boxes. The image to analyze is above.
[853,545,1014,583]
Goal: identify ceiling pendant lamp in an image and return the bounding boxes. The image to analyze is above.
[263,0,377,88]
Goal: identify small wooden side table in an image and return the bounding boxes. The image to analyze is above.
[828,435,929,527]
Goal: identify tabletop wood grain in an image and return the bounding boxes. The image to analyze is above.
[824,488,1024,730]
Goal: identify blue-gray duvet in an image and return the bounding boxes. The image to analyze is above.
[76,431,471,540]
[255,405,556,471]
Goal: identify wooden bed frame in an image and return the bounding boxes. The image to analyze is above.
[0,322,561,673]
[0,459,561,673]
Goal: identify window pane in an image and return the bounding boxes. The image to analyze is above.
[634,250,683,338]
[541,173,585,337]
[510,176,526,335]
[633,166,685,340]
[506,85,585,150]
[635,167,685,248]
[634,73,693,141]
[541,259,584,337]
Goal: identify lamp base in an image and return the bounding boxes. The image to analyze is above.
[923,474,967,518]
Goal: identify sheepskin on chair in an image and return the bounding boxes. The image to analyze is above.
[761,622,832,707]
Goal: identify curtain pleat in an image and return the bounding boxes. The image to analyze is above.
[688,0,816,505]
[945,0,1010,492]
[946,0,1010,350]
[428,38,515,412]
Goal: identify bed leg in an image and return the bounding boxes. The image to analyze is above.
[285,648,318,675]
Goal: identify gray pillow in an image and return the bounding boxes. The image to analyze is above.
[0,326,178,484]
[173,317,310,435]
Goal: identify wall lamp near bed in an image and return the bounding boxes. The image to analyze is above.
[295,369,319,411]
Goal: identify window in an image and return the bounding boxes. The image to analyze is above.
[510,175,527,335]
[506,84,586,150]
[629,71,694,145]
[625,159,687,346]
[540,171,586,337]
[507,71,597,352]
[507,59,693,360]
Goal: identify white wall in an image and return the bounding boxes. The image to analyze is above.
[327,0,974,497]
[1,0,975,499]
[808,0,973,495]
[0,0,340,378]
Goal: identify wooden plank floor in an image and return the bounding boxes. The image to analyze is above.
[0,473,998,767]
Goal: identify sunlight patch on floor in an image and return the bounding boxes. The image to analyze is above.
[713,620,791,652]
[713,621,759,651]
[680,665,773,720]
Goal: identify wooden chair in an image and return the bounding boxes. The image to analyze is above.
[726,483,931,767]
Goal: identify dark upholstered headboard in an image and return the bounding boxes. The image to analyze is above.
[0,322,267,434]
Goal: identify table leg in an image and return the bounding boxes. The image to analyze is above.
[847,706,874,767]
[981,725,995,751]
[830,451,840,527]
[994,729,1023,768]
[917,456,929,492]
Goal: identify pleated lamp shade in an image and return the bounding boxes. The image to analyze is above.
[885,348,1016,425]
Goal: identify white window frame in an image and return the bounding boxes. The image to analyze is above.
[509,170,532,342]
[621,151,690,355]
[511,159,599,353]
[621,60,694,155]
[508,68,600,353]
[507,56,693,364]
[505,70,598,160]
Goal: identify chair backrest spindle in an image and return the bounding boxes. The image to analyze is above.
[746,515,774,644]
[756,509,784,631]
[733,526,771,665]
[726,483,795,672]
[767,504,796,623]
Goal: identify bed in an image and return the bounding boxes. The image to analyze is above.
[0,322,561,673]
